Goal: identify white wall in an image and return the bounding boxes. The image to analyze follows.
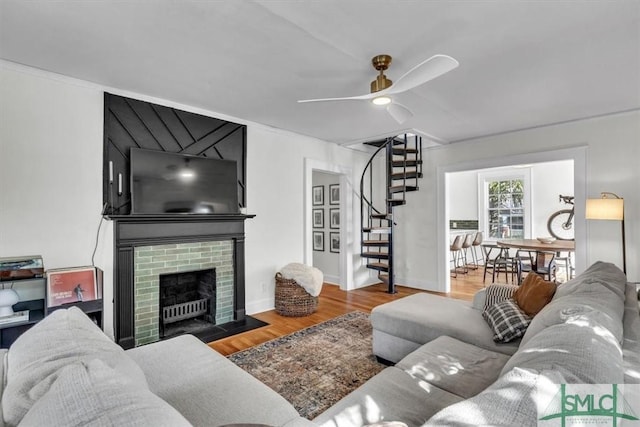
[394,111,639,291]
[0,62,373,338]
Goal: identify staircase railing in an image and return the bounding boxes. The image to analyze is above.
[359,134,423,293]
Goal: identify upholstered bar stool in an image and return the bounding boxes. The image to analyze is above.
[461,233,476,270]
[470,231,484,267]
[449,235,464,278]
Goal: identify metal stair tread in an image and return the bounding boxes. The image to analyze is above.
[362,226,391,234]
[361,252,389,259]
[367,262,389,272]
[389,185,418,194]
[362,240,390,246]
[391,171,422,180]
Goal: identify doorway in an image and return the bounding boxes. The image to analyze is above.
[437,146,587,293]
[303,159,353,290]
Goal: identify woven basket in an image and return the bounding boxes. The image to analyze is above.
[274,272,318,317]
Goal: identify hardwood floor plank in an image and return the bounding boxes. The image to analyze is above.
[209,267,488,356]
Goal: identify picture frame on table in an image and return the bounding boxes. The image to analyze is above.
[312,185,324,206]
[313,231,325,251]
[312,208,324,228]
[330,232,340,253]
[329,184,340,205]
[46,266,98,308]
[329,208,340,229]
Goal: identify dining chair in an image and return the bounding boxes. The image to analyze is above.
[481,244,516,284]
[515,250,535,285]
[517,250,558,283]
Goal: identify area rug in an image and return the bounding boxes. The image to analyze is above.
[227,311,385,419]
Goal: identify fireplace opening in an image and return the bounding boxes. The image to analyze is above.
[159,268,216,339]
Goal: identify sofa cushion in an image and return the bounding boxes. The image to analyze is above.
[520,261,627,347]
[395,336,510,399]
[426,367,564,426]
[126,334,312,427]
[482,284,518,312]
[313,367,463,427]
[512,273,556,316]
[371,293,520,360]
[483,298,532,343]
[2,307,147,426]
[19,359,192,427]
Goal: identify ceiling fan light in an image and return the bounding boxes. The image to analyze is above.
[372,96,391,106]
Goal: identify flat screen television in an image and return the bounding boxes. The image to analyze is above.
[130,148,239,214]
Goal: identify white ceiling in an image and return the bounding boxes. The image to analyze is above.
[1,1,639,146]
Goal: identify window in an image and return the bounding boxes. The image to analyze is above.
[478,169,531,240]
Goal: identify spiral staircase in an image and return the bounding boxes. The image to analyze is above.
[360,134,423,293]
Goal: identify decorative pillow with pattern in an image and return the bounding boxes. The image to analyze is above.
[482,298,532,343]
[482,284,519,312]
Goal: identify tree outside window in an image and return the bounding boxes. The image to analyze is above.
[487,179,524,239]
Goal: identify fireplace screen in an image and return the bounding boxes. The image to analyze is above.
[159,268,216,339]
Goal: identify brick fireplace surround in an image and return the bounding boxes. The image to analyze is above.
[110,214,257,349]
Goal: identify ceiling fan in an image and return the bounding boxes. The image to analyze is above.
[298,54,459,124]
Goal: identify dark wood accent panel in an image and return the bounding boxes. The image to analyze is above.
[116,246,135,349]
[103,93,247,215]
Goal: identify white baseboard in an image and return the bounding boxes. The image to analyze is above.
[246,297,274,316]
[323,274,340,285]
[395,276,445,293]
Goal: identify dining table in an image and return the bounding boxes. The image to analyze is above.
[496,239,575,253]
[497,239,575,283]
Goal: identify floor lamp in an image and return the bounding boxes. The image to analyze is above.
[585,192,626,274]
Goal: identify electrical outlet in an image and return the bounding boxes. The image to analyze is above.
[452,222,457,228]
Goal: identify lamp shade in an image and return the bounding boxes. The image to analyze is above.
[585,198,624,220]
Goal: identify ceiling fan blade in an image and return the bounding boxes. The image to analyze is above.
[386,103,413,124]
[298,92,375,103]
[386,54,459,95]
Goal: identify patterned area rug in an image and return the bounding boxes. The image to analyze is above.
[227,311,385,419]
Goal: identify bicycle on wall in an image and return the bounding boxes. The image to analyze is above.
[547,195,575,241]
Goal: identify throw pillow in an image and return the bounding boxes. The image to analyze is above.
[483,284,519,312]
[20,359,192,427]
[482,299,532,343]
[3,307,148,426]
[513,273,557,316]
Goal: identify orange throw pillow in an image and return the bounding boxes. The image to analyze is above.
[513,273,557,316]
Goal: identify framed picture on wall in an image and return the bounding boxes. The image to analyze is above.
[312,208,324,228]
[312,185,324,206]
[330,208,340,229]
[329,184,340,205]
[313,231,325,251]
[46,266,98,307]
[330,232,340,253]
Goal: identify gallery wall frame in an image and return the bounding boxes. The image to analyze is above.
[312,185,324,206]
[313,231,325,251]
[329,208,340,229]
[313,208,324,228]
[330,232,340,253]
[329,184,340,205]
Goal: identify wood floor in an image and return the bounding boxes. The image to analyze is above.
[209,267,487,356]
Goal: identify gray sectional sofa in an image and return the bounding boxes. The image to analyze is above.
[315,261,640,426]
[0,307,314,427]
[1,261,638,427]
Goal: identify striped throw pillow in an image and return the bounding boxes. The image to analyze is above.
[483,284,519,312]
[482,299,532,343]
